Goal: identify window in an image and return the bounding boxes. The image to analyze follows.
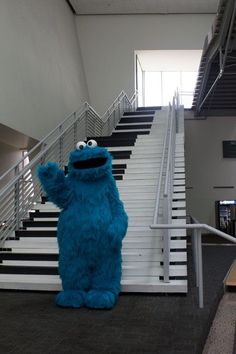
[144,71,197,108]
[144,72,162,106]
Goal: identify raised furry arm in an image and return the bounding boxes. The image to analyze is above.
[37,162,73,209]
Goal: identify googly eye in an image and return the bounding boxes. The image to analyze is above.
[76,141,86,150]
[87,139,97,148]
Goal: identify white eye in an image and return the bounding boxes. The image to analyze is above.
[87,139,97,148]
[76,141,86,150]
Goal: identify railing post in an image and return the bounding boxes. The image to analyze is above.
[107,110,111,135]
[163,196,170,282]
[85,103,88,138]
[176,94,180,134]
[125,97,129,112]
[191,228,199,287]
[113,104,116,129]
[73,112,77,148]
[196,229,204,308]
[14,165,20,231]
[118,100,121,121]
[59,125,63,168]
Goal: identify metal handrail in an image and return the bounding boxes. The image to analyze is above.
[151,93,179,283]
[0,90,133,183]
[150,220,236,308]
[149,92,235,308]
[0,90,138,246]
[164,96,176,199]
[152,105,171,225]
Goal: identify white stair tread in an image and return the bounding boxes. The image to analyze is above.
[172,194,185,201]
[2,261,58,267]
[123,175,158,180]
[172,210,186,217]
[4,239,186,249]
[174,186,185,192]
[174,173,185,179]
[121,279,187,293]
[0,274,187,293]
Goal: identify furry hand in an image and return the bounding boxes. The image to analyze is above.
[37,162,64,182]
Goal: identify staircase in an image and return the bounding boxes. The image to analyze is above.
[192,0,236,115]
[0,100,187,293]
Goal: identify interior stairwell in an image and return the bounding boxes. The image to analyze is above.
[0,101,187,293]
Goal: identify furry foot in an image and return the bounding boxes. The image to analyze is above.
[85,290,116,309]
[56,290,86,308]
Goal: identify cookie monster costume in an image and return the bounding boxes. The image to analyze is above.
[37,139,128,309]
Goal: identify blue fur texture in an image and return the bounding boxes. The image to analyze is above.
[37,144,128,309]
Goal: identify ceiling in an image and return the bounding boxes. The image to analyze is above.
[137,50,202,71]
[0,123,37,150]
[68,0,219,15]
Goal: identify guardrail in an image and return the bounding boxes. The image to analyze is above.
[150,92,236,307]
[152,93,179,283]
[0,90,138,246]
[150,220,236,308]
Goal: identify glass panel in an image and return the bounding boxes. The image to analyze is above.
[144,72,162,106]
[143,71,198,108]
[180,71,198,108]
[181,71,198,91]
[137,57,143,107]
[162,72,181,105]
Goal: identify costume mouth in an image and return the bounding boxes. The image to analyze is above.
[73,157,107,169]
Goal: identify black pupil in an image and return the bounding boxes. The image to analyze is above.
[79,145,84,150]
[88,141,92,146]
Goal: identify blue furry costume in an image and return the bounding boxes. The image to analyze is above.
[38,140,128,309]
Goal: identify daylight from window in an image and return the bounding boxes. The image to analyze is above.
[144,71,198,108]
[136,50,201,108]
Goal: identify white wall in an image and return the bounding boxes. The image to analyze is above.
[76,14,214,114]
[0,141,22,188]
[0,0,89,140]
[185,116,236,226]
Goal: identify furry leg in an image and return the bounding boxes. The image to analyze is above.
[85,253,122,309]
[85,290,116,309]
[57,256,90,308]
[56,290,86,308]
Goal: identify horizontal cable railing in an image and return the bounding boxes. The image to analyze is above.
[0,90,138,247]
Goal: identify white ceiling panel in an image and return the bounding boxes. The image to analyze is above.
[137,50,202,71]
[68,0,219,15]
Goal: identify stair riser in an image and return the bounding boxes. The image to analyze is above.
[14,228,186,238]
[119,117,154,123]
[0,264,186,278]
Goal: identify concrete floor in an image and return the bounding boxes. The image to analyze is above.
[0,246,235,354]
[203,293,236,354]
